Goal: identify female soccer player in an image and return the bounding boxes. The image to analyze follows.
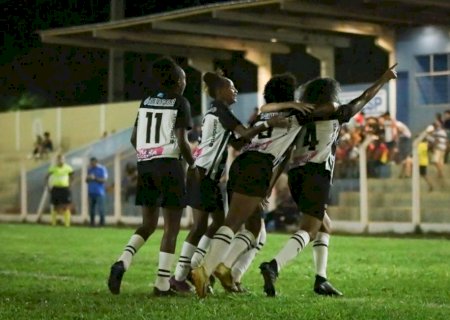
[108,57,197,296]
[191,73,329,298]
[170,71,291,292]
[259,64,398,297]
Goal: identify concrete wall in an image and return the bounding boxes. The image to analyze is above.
[396,26,450,133]
[0,93,259,154]
[0,101,139,154]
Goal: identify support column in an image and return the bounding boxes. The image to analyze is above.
[108,0,125,103]
[245,50,272,107]
[306,44,335,78]
[188,55,214,116]
[375,31,397,119]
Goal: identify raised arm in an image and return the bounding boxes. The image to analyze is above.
[339,63,397,119]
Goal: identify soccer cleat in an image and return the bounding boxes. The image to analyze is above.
[108,261,125,295]
[213,263,235,292]
[259,259,278,297]
[231,282,248,293]
[207,275,216,294]
[153,287,177,297]
[191,265,210,298]
[314,275,343,297]
[169,276,193,293]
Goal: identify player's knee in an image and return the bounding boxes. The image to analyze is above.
[135,227,152,241]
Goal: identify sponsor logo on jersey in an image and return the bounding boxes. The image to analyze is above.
[209,119,218,147]
[193,147,203,159]
[143,97,176,107]
[244,140,273,151]
[137,147,164,161]
[290,151,318,168]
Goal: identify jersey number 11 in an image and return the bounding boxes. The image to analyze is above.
[146,112,163,144]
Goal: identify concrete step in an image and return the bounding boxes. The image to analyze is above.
[328,206,450,223]
[338,191,450,207]
[389,163,450,177]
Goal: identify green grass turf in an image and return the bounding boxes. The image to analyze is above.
[0,223,449,320]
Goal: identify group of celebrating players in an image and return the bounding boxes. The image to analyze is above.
[107,56,397,298]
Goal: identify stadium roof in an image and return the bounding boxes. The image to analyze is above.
[38,0,450,58]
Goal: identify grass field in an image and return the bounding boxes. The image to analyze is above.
[0,224,449,320]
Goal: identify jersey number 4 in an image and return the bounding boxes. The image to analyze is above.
[146,112,163,144]
[303,123,319,151]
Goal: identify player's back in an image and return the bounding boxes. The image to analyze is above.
[135,91,188,161]
[291,119,340,172]
[244,111,303,167]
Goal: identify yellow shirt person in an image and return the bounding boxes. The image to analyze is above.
[418,141,429,167]
[46,154,74,226]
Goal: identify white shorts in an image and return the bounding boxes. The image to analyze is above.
[432,149,445,165]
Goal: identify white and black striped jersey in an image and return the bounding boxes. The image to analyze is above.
[194,101,242,181]
[290,102,357,173]
[290,120,340,172]
[243,112,304,168]
[134,91,192,166]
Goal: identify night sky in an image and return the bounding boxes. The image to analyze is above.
[0,0,387,112]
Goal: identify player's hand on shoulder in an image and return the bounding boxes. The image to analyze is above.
[293,102,314,115]
[267,115,290,128]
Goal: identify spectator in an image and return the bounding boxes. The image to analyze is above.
[380,112,398,162]
[427,120,447,179]
[396,120,412,163]
[354,111,365,128]
[45,154,73,227]
[367,136,389,178]
[32,135,43,160]
[86,157,108,227]
[443,110,450,163]
[264,173,299,232]
[418,139,433,192]
[122,163,138,202]
[42,132,54,157]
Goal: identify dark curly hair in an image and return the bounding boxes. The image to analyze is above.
[263,73,297,103]
[300,77,340,104]
[203,71,229,99]
[150,56,184,91]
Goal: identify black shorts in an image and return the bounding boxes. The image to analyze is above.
[136,158,186,209]
[227,151,274,198]
[51,187,71,206]
[419,165,427,176]
[186,169,224,213]
[287,163,331,220]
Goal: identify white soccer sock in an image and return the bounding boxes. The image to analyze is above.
[202,226,234,276]
[313,232,330,279]
[274,230,310,272]
[223,229,256,269]
[118,234,145,270]
[154,252,175,291]
[191,236,211,268]
[174,242,196,281]
[231,225,266,283]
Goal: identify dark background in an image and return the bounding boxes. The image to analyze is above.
[0,0,387,112]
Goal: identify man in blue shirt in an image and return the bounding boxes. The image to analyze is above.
[86,157,108,226]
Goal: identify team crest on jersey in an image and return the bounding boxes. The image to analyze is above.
[137,147,164,161]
